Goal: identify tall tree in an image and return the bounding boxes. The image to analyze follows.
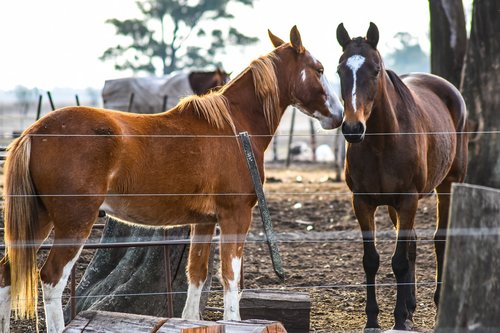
[100,0,258,75]
[461,0,500,187]
[429,0,467,88]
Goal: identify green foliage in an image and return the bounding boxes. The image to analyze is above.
[384,32,429,75]
[100,0,258,75]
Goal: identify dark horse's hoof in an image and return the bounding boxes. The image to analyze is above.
[391,319,414,331]
[364,328,382,333]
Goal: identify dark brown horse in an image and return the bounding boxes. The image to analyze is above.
[0,26,343,333]
[189,68,230,95]
[102,68,230,113]
[336,22,467,330]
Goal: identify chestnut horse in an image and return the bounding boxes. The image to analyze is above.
[336,23,467,330]
[0,26,343,333]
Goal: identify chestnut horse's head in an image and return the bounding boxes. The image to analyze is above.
[268,26,343,130]
[336,22,382,143]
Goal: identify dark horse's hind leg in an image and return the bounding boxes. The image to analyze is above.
[434,181,453,307]
[353,197,380,330]
[392,196,418,331]
[388,206,417,323]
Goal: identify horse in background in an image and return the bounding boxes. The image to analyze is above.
[0,26,343,333]
[336,22,467,330]
[102,68,230,113]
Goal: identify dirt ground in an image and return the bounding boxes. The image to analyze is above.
[204,162,438,332]
[4,162,439,332]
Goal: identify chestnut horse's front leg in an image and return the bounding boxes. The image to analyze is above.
[353,196,380,330]
[218,205,252,321]
[182,223,216,320]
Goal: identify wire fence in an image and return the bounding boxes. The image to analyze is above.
[0,114,498,329]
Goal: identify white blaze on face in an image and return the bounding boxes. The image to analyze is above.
[300,69,307,82]
[43,247,82,333]
[223,256,241,321]
[346,55,366,112]
[320,74,344,125]
[0,286,11,333]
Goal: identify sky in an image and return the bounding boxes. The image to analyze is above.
[0,0,473,92]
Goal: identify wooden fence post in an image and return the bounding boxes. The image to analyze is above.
[435,183,500,333]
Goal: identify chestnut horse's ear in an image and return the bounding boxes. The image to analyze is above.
[268,29,285,48]
[290,25,305,54]
[366,22,379,49]
[336,23,351,49]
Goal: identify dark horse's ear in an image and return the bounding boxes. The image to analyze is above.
[336,23,351,49]
[268,29,285,48]
[290,25,305,54]
[366,22,379,49]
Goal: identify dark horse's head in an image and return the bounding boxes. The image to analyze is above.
[189,68,231,95]
[336,22,382,143]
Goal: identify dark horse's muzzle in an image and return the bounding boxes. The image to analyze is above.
[342,121,366,143]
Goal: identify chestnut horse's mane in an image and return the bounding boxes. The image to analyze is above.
[177,52,280,133]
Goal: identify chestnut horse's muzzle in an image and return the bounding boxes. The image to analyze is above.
[342,121,365,143]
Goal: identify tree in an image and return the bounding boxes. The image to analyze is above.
[429,0,467,88]
[100,0,258,75]
[429,0,500,188]
[460,0,500,187]
[384,32,430,74]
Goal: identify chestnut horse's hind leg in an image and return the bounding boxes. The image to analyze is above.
[218,205,252,321]
[182,223,216,320]
[40,210,97,333]
[0,209,52,333]
[353,196,380,330]
[0,258,11,333]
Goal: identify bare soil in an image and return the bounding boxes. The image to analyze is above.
[5,162,438,332]
[204,163,438,333]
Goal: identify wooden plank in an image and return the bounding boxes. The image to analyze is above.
[157,318,223,333]
[435,183,500,333]
[63,310,167,333]
[217,319,287,333]
[240,290,309,332]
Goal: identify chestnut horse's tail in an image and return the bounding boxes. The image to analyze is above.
[3,135,39,319]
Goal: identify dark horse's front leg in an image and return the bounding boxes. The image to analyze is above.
[353,196,380,330]
[392,196,419,331]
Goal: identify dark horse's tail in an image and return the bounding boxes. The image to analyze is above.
[3,135,39,319]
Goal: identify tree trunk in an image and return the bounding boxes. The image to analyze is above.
[428,0,467,88]
[64,218,215,322]
[461,0,500,187]
[435,183,500,332]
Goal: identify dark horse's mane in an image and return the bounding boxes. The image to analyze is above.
[385,69,417,110]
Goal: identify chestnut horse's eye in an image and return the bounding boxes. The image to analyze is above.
[317,68,324,75]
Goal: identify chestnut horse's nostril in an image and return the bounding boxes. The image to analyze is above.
[342,122,365,143]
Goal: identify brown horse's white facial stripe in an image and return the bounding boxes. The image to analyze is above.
[300,69,307,82]
[346,55,366,112]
